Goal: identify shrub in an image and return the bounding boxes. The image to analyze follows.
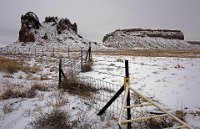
[0,85,37,100]
[0,56,21,74]
[175,110,187,122]
[31,108,93,129]
[60,70,97,98]
[40,74,48,80]
[21,64,39,74]
[31,109,71,129]
[81,62,92,72]
[0,56,39,74]
[0,88,21,100]
[116,58,123,62]
[18,75,23,79]
[143,117,174,129]
[31,83,48,91]
[2,104,13,114]
[174,64,184,69]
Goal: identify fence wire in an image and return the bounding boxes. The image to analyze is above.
[1,45,126,128]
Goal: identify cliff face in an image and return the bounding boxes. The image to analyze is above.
[102,28,195,49]
[15,12,102,49]
[18,12,78,43]
[18,12,41,42]
[6,11,105,51]
[44,16,77,34]
[103,28,184,42]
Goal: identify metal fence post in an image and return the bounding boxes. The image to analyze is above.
[125,60,131,129]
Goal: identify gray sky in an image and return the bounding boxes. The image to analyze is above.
[0,0,200,46]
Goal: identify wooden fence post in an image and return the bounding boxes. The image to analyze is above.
[68,47,70,58]
[35,47,37,57]
[86,42,92,62]
[42,47,44,56]
[81,47,83,71]
[58,59,62,88]
[53,47,54,56]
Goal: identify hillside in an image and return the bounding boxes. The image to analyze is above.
[103,28,200,49]
[1,12,104,53]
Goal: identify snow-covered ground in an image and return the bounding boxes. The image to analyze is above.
[0,53,200,128]
[82,54,200,128]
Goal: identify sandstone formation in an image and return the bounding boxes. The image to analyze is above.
[19,12,41,42]
[102,28,195,49]
[18,12,78,43]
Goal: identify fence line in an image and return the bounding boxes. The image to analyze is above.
[72,75,124,117]
[1,45,125,118]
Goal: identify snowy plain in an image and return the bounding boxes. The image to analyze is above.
[0,52,200,128]
[82,54,200,128]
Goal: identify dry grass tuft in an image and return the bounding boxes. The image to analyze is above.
[31,109,71,129]
[116,58,123,62]
[0,56,39,74]
[0,56,21,74]
[2,104,14,114]
[174,64,185,69]
[60,70,97,98]
[81,62,92,72]
[143,117,174,129]
[94,49,200,58]
[31,83,48,92]
[175,110,187,122]
[21,64,40,74]
[0,87,37,100]
[40,74,49,80]
[0,87,21,100]
[31,108,93,129]
[0,81,44,100]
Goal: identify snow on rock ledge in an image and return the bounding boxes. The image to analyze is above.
[103,28,199,49]
[10,12,103,50]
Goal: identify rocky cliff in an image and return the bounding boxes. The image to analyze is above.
[103,28,198,49]
[18,12,41,42]
[16,12,102,49]
[18,12,78,43]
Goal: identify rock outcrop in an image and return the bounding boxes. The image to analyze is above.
[102,28,194,49]
[45,16,77,34]
[103,28,184,42]
[18,12,79,43]
[15,12,102,49]
[18,12,41,42]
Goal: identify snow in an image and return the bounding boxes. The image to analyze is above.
[84,55,200,109]
[81,55,200,127]
[0,52,200,128]
[103,30,200,49]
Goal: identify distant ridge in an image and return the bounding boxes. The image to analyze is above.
[103,28,200,49]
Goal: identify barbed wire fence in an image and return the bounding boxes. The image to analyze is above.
[0,45,126,127]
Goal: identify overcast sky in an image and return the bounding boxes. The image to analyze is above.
[0,0,200,46]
